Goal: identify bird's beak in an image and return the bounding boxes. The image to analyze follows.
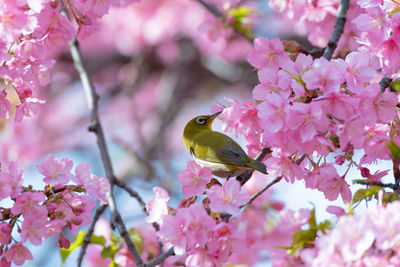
[210,111,222,119]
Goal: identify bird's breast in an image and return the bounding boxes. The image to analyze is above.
[192,156,246,178]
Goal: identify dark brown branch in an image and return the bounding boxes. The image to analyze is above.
[323,0,350,60]
[236,147,272,185]
[114,179,147,213]
[241,176,283,208]
[380,77,393,92]
[354,179,399,190]
[77,204,107,267]
[68,37,144,266]
[144,247,175,267]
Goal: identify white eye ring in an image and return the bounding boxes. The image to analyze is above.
[196,117,206,125]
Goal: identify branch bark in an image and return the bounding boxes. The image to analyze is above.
[77,204,107,266]
[68,37,144,266]
[323,0,350,60]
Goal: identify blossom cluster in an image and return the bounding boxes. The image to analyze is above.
[213,0,400,204]
[0,155,109,266]
[124,161,279,267]
[0,0,137,123]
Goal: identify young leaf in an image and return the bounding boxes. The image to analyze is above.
[351,186,381,204]
[60,231,87,265]
[128,228,144,255]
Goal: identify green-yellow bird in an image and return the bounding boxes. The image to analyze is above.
[183,111,267,178]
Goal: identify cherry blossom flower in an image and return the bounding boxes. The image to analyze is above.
[177,161,212,197]
[5,243,33,266]
[37,154,74,187]
[74,163,110,204]
[146,186,170,224]
[207,179,249,216]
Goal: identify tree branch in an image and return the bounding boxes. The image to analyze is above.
[323,0,350,60]
[144,247,175,267]
[77,204,107,267]
[380,76,393,92]
[354,179,399,190]
[114,179,147,213]
[241,176,283,208]
[68,37,144,266]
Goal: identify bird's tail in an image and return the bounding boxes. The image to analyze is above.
[248,159,267,174]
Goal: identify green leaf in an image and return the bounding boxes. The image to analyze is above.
[60,231,87,265]
[229,6,255,39]
[317,220,332,234]
[90,234,106,245]
[101,246,113,259]
[390,79,400,92]
[289,229,316,256]
[352,186,381,204]
[389,7,400,18]
[129,228,144,255]
[109,260,119,267]
[383,192,400,203]
[387,141,400,160]
[110,232,122,243]
[308,208,317,229]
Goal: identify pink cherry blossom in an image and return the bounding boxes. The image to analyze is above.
[159,204,215,255]
[0,91,11,118]
[0,173,12,200]
[257,93,289,133]
[37,154,74,187]
[344,51,375,90]
[266,149,305,183]
[326,206,346,217]
[177,161,212,197]
[11,192,47,217]
[247,37,291,70]
[46,219,67,236]
[146,186,170,224]
[0,223,11,245]
[302,57,344,92]
[74,163,110,204]
[84,244,112,267]
[5,243,33,266]
[207,179,250,216]
[20,217,48,245]
[286,102,329,143]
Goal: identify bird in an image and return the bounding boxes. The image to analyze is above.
[183,111,267,178]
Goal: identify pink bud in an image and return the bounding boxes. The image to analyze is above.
[71,216,83,225]
[50,0,59,8]
[334,155,345,165]
[16,86,32,98]
[58,234,70,249]
[46,203,58,212]
[360,167,371,178]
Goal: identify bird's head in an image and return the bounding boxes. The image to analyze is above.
[184,111,222,134]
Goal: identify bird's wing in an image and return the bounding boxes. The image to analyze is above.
[193,132,250,167]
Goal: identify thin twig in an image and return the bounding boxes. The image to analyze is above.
[241,176,283,208]
[77,204,107,267]
[323,0,350,60]
[114,179,147,213]
[68,37,144,266]
[354,179,399,190]
[144,247,175,267]
[380,77,393,92]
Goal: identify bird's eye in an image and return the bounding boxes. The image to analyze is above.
[196,117,206,125]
